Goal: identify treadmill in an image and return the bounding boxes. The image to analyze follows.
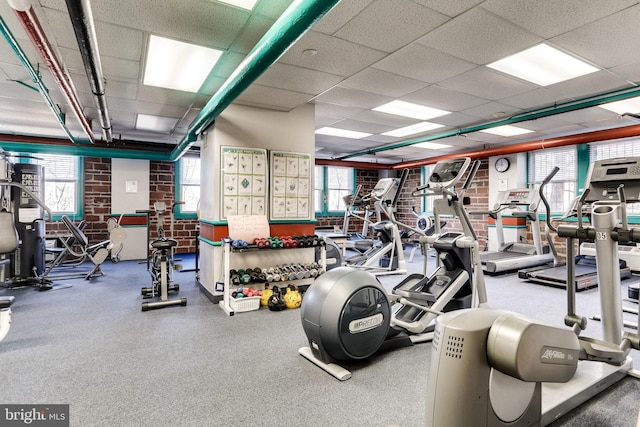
[477,187,554,274]
[519,179,632,291]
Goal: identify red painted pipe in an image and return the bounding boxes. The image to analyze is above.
[9,2,96,143]
[391,123,640,170]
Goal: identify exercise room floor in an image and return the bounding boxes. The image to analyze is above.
[1,249,639,427]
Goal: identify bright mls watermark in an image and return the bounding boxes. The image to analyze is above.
[0,405,68,426]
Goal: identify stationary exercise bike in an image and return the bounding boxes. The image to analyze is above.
[299,158,488,380]
[425,159,640,426]
[139,202,187,312]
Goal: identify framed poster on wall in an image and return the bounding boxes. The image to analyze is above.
[220,146,268,220]
[270,151,311,220]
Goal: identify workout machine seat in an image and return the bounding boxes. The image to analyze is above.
[151,238,178,250]
[0,296,14,309]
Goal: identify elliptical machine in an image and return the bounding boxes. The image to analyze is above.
[344,170,409,276]
[139,202,187,312]
[299,158,488,380]
[424,159,640,426]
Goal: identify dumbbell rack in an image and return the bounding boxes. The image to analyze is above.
[220,238,326,316]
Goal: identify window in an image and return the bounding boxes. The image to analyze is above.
[420,165,435,213]
[35,154,82,218]
[528,147,576,214]
[315,166,355,215]
[590,138,640,213]
[176,156,200,217]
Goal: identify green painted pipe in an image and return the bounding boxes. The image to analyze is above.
[336,84,640,160]
[169,0,342,161]
[0,140,173,160]
[0,16,86,144]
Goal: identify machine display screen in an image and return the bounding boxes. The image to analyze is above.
[507,190,530,200]
[430,160,465,183]
[606,167,627,176]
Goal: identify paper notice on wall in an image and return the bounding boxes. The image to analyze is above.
[227,215,270,242]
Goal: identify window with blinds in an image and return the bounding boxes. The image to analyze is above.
[36,154,80,214]
[528,147,576,214]
[589,138,640,213]
[179,156,200,213]
[421,165,434,213]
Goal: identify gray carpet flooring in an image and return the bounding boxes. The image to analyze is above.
[0,251,639,427]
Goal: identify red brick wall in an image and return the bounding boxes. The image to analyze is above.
[46,158,198,255]
[149,161,198,253]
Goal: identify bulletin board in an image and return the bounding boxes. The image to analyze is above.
[270,151,311,220]
[220,147,268,220]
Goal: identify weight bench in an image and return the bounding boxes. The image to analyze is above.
[46,220,87,268]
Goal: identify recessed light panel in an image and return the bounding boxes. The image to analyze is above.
[315,127,372,139]
[413,141,451,150]
[373,100,450,120]
[382,122,444,137]
[144,35,223,93]
[599,96,640,115]
[480,125,533,137]
[136,114,179,132]
[487,44,598,86]
[216,0,258,10]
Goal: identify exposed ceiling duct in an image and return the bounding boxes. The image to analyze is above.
[64,0,113,142]
[7,0,96,144]
[0,16,80,143]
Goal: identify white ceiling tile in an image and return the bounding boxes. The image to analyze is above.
[278,30,387,77]
[374,43,476,84]
[229,14,275,55]
[234,85,313,111]
[329,119,395,135]
[551,5,640,68]
[439,67,536,101]
[401,85,488,112]
[348,110,417,128]
[482,0,637,39]
[312,0,375,35]
[314,87,392,110]
[412,0,484,18]
[255,63,342,95]
[339,68,429,98]
[314,102,366,119]
[334,0,448,53]
[417,8,541,64]
[548,71,634,100]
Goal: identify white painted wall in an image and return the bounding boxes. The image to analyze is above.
[487,153,528,251]
[111,158,150,260]
[199,103,316,296]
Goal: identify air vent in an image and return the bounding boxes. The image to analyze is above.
[433,328,440,351]
[444,334,464,359]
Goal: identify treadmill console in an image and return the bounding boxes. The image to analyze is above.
[585,157,640,203]
[493,188,539,210]
[427,158,471,189]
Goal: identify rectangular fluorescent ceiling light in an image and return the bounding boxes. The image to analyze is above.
[480,125,533,137]
[487,43,598,86]
[599,96,640,115]
[373,100,450,120]
[136,114,179,132]
[315,127,372,139]
[382,122,444,137]
[413,141,451,150]
[144,35,223,93]
[216,0,258,10]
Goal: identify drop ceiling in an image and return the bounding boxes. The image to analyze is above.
[1,0,640,164]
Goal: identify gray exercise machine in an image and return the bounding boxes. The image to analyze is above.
[341,184,374,253]
[299,158,488,380]
[476,186,554,274]
[138,202,187,311]
[519,194,632,291]
[425,158,640,426]
[344,170,409,276]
